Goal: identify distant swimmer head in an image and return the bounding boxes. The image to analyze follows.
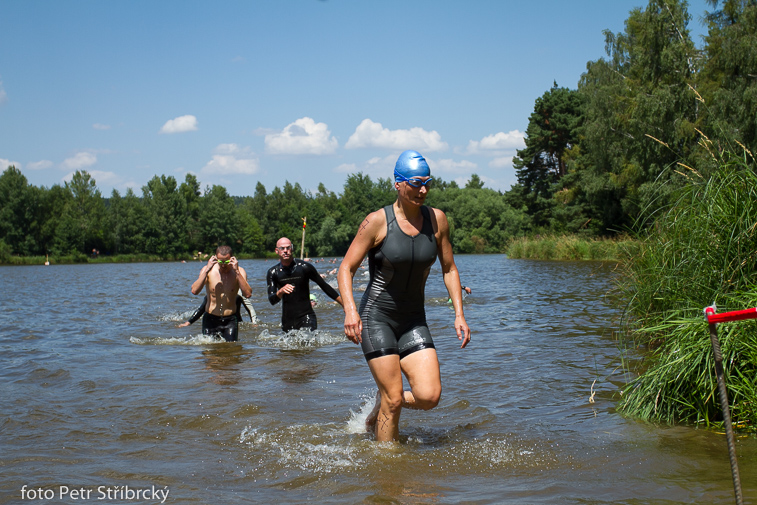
[394,150,431,183]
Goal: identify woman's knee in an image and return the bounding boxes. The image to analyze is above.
[381,390,405,414]
[413,387,441,410]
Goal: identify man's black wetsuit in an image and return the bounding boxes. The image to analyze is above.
[266,259,340,331]
[202,312,238,342]
[359,204,438,361]
[184,295,250,342]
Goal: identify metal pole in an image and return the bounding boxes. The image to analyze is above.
[300,216,306,259]
[706,318,744,505]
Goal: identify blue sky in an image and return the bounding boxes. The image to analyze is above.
[0,0,712,197]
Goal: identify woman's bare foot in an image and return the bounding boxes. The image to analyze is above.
[365,390,381,433]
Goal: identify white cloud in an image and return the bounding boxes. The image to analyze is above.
[466,130,525,154]
[334,163,358,174]
[334,155,396,176]
[159,114,198,134]
[265,117,338,155]
[345,119,448,152]
[201,143,260,175]
[86,170,122,187]
[489,156,514,169]
[61,151,97,170]
[61,170,118,189]
[0,77,7,105]
[27,160,54,170]
[1,158,21,169]
[93,123,111,130]
[429,157,477,175]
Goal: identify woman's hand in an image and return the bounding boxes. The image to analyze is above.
[344,308,363,344]
[455,315,471,348]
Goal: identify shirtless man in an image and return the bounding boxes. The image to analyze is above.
[190,245,252,341]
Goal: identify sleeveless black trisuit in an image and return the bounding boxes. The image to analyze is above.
[359,204,438,361]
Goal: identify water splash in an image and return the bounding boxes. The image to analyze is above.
[254,328,346,350]
[239,424,366,474]
[129,334,225,346]
[157,311,195,322]
[346,392,379,434]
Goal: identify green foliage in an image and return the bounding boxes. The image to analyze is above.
[107,188,148,254]
[181,174,203,252]
[141,175,187,258]
[1,166,534,261]
[618,312,757,430]
[700,0,757,154]
[341,173,396,230]
[572,0,699,233]
[618,144,757,429]
[199,184,240,251]
[428,186,530,253]
[54,171,107,255]
[236,206,265,256]
[512,84,584,227]
[621,146,757,318]
[0,166,40,255]
[505,234,632,261]
[0,239,11,262]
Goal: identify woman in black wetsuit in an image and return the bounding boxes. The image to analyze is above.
[338,150,471,442]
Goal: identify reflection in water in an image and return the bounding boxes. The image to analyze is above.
[273,350,324,384]
[199,343,249,385]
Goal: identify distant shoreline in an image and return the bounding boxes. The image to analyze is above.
[0,252,276,266]
[1,235,637,265]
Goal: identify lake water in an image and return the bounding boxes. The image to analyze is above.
[1,255,755,504]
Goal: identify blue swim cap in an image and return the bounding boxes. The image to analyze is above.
[394,150,430,182]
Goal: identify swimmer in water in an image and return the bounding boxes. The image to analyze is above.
[266,237,343,332]
[338,150,471,442]
[190,245,252,342]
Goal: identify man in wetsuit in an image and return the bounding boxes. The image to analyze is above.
[266,237,343,332]
[190,245,252,341]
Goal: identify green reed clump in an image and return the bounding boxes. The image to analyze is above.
[618,141,757,430]
[618,304,757,429]
[506,234,631,261]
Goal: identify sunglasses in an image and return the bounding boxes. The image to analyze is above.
[395,172,433,188]
[277,246,293,251]
[217,259,232,265]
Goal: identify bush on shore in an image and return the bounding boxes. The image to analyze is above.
[505,234,635,261]
[617,140,757,432]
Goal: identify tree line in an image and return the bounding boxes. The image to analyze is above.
[2,0,755,260]
[0,167,530,259]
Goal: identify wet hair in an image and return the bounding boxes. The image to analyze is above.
[216,245,233,257]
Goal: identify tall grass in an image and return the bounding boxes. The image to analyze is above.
[617,141,757,431]
[506,234,635,261]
